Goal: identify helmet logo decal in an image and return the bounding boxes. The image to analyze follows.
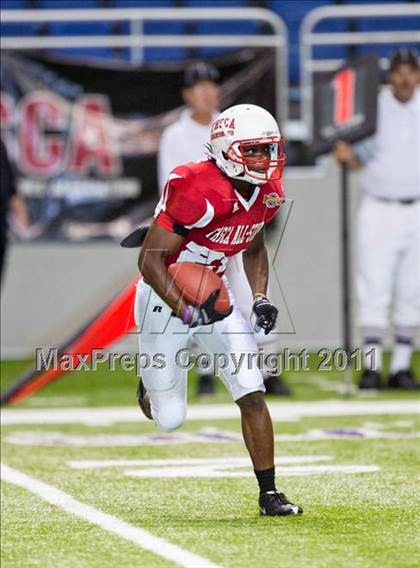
[211,117,235,140]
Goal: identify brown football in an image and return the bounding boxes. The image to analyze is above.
[168,262,230,312]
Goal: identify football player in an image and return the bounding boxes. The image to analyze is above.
[135,104,302,516]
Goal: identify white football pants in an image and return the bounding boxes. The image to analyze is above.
[134,278,265,432]
[357,196,420,338]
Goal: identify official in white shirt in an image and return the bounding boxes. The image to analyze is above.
[158,62,220,396]
[158,62,220,192]
[334,48,420,390]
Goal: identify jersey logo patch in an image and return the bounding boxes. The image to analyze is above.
[263,193,285,208]
[232,202,239,212]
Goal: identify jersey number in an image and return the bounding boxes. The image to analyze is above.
[178,241,228,274]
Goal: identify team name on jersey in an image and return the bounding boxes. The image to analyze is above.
[206,222,264,245]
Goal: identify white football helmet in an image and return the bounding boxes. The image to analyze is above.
[209,104,285,185]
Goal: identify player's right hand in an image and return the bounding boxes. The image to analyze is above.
[186,289,233,327]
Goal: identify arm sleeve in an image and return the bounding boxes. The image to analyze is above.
[155,167,214,233]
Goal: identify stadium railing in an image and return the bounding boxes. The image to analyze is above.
[299,3,420,140]
[0,6,289,126]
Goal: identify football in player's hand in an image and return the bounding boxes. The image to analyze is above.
[168,262,230,312]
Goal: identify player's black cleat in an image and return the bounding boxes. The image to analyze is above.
[264,375,291,396]
[388,370,420,390]
[136,379,153,420]
[359,369,382,390]
[259,491,303,516]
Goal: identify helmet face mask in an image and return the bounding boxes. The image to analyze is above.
[209,104,286,185]
[226,137,286,183]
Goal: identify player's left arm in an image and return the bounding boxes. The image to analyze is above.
[243,229,278,335]
[243,229,269,298]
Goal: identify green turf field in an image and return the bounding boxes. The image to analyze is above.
[1,356,420,568]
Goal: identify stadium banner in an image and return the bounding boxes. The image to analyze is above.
[311,53,380,156]
[0,49,275,241]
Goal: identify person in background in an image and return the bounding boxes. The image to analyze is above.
[334,48,420,390]
[158,61,221,192]
[158,61,221,396]
[0,139,30,283]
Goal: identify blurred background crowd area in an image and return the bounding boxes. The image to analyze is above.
[2,0,419,83]
[1,0,419,361]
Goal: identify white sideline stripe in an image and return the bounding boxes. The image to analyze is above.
[1,463,221,568]
[2,400,419,425]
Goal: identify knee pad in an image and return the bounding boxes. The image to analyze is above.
[152,403,186,432]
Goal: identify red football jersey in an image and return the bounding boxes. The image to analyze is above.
[155,160,285,274]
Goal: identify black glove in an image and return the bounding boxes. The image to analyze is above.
[253,296,278,335]
[185,289,233,328]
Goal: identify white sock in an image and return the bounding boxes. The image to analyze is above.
[363,343,382,371]
[390,342,413,374]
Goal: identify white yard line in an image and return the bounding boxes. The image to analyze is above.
[125,464,380,479]
[2,400,419,425]
[69,455,333,469]
[1,463,221,568]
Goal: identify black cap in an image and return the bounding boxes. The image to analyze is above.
[183,61,220,88]
[389,48,419,72]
